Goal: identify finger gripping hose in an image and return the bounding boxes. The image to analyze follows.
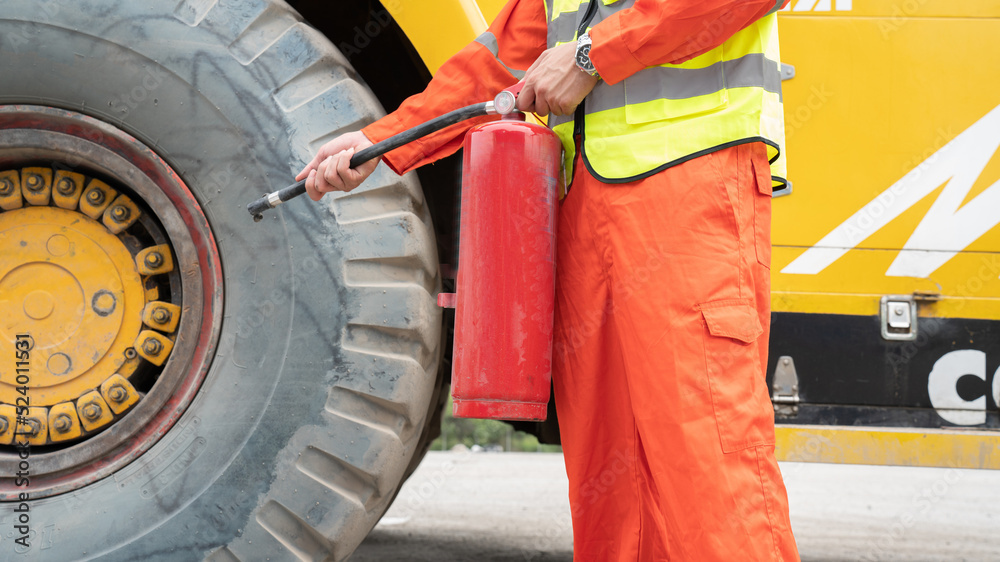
[247,102,492,221]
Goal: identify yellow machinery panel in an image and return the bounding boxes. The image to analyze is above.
[383,0,488,73]
[774,1,1000,319]
[769,1,1000,464]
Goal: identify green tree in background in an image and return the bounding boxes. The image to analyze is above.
[432,396,562,453]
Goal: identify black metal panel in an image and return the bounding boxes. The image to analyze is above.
[768,312,1000,428]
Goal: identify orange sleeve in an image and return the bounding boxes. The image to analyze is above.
[362,0,547,176]
[589,0,790,85]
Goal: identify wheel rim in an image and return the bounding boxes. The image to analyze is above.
[0,105,223,498]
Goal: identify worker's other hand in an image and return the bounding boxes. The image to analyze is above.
[517,42,599,117]
[295,131,378,201]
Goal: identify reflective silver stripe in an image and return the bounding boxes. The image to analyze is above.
[586,53,783,115]
[547,10,579,47]
[766,0,784,16]
[596,0,635,19]
[549,113,573,129]
[544,0,556,18]
[727,53,783,95]
[474,31,526,80]
[544,0,558,20]
[547,0,638,47]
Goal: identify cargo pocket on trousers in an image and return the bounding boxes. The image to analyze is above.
[750,153,772,270]
[699,300,775,453]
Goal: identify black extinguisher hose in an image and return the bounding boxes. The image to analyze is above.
[247,93,517,222]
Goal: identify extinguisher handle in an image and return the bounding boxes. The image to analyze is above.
[248,102,494,222]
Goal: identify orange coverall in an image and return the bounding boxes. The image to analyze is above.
[363,1,799,560]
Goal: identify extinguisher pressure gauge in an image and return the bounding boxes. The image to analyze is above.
[492,90,518,116]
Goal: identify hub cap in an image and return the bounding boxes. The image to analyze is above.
[0,105,223,498]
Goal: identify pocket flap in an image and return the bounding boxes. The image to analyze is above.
[700,301,763,344]
[750,151,772,197]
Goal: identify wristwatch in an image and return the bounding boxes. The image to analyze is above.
[575,32,600,79]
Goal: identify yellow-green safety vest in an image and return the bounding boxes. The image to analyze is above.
[545,0,788,190]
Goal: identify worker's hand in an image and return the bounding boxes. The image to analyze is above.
[295,131,378,201]
[517,42,599,117]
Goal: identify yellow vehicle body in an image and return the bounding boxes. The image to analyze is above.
[773,0,1000,467]
[390,0,1000,470]
[774,0,1000,319]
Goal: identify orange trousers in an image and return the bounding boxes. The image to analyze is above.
[552,143,799,561]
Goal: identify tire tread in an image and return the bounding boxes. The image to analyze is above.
[228,6,299,65]
[256,500,335,561]
[296,445,381,510]
[174,0,218,27]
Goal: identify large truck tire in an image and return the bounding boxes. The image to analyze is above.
[0,1,441,560]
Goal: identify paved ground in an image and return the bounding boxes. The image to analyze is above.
[350,451,1000,561]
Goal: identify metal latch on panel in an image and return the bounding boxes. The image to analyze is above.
[771,356,799,417]
[880,295,917,341]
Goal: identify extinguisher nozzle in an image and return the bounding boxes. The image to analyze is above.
[247,181,304,221]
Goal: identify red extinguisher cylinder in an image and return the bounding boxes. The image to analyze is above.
[441,115,561,422]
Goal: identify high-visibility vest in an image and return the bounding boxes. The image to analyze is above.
[546,0,787,190]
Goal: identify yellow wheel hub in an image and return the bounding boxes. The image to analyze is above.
[0,168,178,445]
[1,207,143,401]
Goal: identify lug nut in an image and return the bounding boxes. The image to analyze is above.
[144,252,164,268]
[108,384,128,403]
[152,307,171,324]
[81,403,102,421]
[111,205,130,221]
[142,337,162,356]
[86,189,105,205]
[53,414,72,433]
[57,177,76,195]
[25,174,42,191]
[24,418,40,436]
[0,417,8,434]
[124,347,137,360]
[0,178,13,196]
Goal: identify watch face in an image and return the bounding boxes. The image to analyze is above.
[576,44,594,73]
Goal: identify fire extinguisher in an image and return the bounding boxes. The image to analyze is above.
[248,86,562,423]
